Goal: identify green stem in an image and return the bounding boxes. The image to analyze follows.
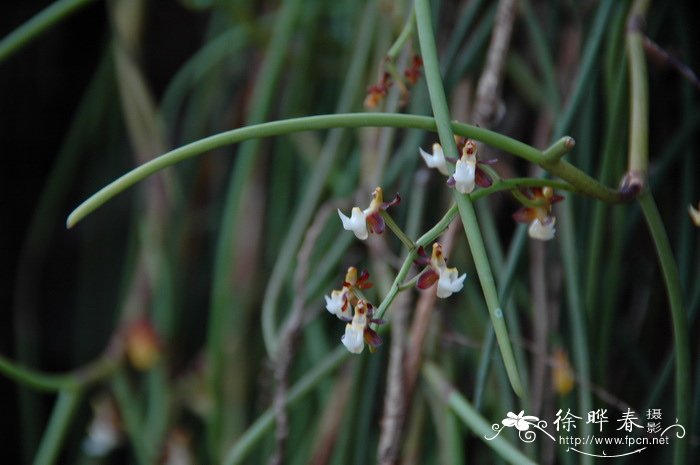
[625,0,651,185]
[0,0,98,63]
[0,352,121,392]
[558,200,594,463]
[455,194,524,397]
[553,0,615,139]
[638,191,690,465]
[222,347,349,465]
[422,362,537,465]
[206,0,304,455]
[374,203,459,321]
[387,7,415,60]
[260,1,377,358]
[415,0,523,396]
[66,113,619,228]
[541,136,576,164]
[33,389,82,465]
[112,370,154,465]
[381,210,415,250]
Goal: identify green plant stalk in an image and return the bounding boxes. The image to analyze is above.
[0,0,98,63]
[222,347,349,465]
[638,191,690,465]
[112,370,154,465]
[32,389,82,465]
[441,0,488,74]
[206,0,303,456]
[66,114,619,228]
[415,0,523,396]
[519,0,560,113]
[387,7,415,60]
[0,352,121,392]
[585,56,627,333]
[553,0,614,139]
[260,1,377,358]
[455,195,524,397]
[625,0,651,181]
[381,210,415,250]
[473,224,529,410]
[423,362,537,465]
[557,201,594,464]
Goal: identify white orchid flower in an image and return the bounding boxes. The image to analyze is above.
[437,267,467,298]
[419,143,449,175]
[528,217,556,241]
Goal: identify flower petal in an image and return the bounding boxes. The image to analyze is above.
[475,166,492,188]
[364,328,383,348]
[512,207,536,224]
[341,324,365,354]
[453,159,476,194]
[338,207,369,240]
[436,267,466,298]
[416,269,439,289]
[365,211,385,234]
[419,143,449,175]
[528,217,556,241]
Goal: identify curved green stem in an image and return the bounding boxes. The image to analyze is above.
[67,114,619,228]
[638,191,690,465]
[33,389,83,465]
[0,351,121,392]
[422,362,536,465]
[416,0,523,396]
[260,1,377,358]
[0,0,98,64]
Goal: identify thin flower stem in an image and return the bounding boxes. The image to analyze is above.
[398,273,421,291]
[381,211,416,250]
[638,191,690,465]
[66,114,620,228]
[374,203,459,321]
[0,0,98,64]
[33,389,83,465]
[415,0,523,397]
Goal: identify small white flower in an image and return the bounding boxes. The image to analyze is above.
[436,267,467,298]
[338,207,368,240]
[453,158,476,194]
[419,143,449,175]
[528,217,556,241]
[324,290,347,317]
[341,323,365,353]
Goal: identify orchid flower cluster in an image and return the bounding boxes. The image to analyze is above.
[419,138,564,241]
[325,266,384,354]
[328,186,467,354]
